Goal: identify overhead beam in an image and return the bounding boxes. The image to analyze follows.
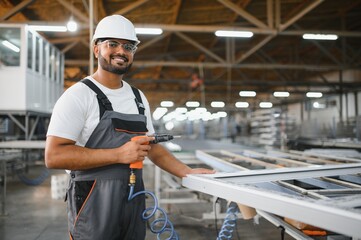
[280,0,324,31]
[49,36,87,44]
[65,59,357,71]
[175,32,225,63]
[61,40,79,53]
[236,35,274,63]
[235,0,324,64]
[113,0,150,15]
[217,0,269,29]
[56,0,89,23]
[12,21,361,38]
[0,0,36,21]
[136,32,171,53]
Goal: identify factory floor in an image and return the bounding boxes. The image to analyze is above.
[1,170,295,240]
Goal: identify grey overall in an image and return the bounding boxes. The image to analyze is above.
[67,79,148,240]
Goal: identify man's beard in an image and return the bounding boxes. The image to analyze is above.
[98,51,132,75]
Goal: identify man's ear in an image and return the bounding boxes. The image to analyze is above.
[93,44,99,58]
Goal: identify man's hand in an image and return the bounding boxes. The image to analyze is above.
[117,136,154,164]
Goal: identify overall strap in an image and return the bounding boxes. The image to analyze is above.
[131,86,145,115]
[81,79,113,119]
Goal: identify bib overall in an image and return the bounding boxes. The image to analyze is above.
[67,79,148,240]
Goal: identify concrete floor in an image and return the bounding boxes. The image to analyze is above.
[0,166,296,240]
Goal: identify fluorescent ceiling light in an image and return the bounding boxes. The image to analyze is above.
[29,25,67,32]
[302,33,338,40]
[239,91,256,97]
[2,40,20,52]
[273,91,290,97]
[235,102,249,108]
[160,101,174,107]
[211,101,225,108]
[215,30,253,38]
[135,28,163,35]
[259,102,273,108]
[186,101,200,107]
[306,92,323,98]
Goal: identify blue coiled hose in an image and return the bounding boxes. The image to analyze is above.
[128,185,179,240]
[17,167,49,186]
[217,203,239,240]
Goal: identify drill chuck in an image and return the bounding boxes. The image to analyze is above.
[150,134,178,144]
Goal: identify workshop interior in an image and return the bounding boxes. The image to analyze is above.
[0,0,361,239]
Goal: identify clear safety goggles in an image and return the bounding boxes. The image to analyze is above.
[97,39,137,53]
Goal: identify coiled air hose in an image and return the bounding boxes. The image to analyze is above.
[128,181,179,240]
[17,167,49,186]
[217,202,239,240]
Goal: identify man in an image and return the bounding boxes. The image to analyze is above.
[45,15,214,240]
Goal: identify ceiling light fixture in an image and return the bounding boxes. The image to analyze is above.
[28,25,68,32]
[67,17,78,32]
[215,30,253,38]
[186,101,200,107]
[135,28,163,35]
[211,101,225,108]
[306,92,323,98]
[302,33,338,40]
[2,40,20,52]
[259,102,273,108]
[235,102,249,108]
[160,101,174,107]
[273,91,290,97]
[239,91,256,97]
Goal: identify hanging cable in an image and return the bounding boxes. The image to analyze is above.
[128,171,179,240]
[217,202,239,240]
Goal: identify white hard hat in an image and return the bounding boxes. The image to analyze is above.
[92,15,140,45]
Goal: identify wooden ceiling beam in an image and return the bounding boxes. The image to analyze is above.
[280,0,324,31]
[136,32,171,53]
[0,0,35,21]
[61,40,79,53]
[217,0,269,29]
[113,0,150,16]
[235,0,324,64]
[56,0,89,23]
[175,32,225,63]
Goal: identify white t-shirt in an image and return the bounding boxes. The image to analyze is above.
[47,76,155,147]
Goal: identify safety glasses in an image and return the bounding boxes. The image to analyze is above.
[97,40,137,53]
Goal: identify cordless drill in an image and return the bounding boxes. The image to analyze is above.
[129,134,180,186]
[130,134,180,169]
